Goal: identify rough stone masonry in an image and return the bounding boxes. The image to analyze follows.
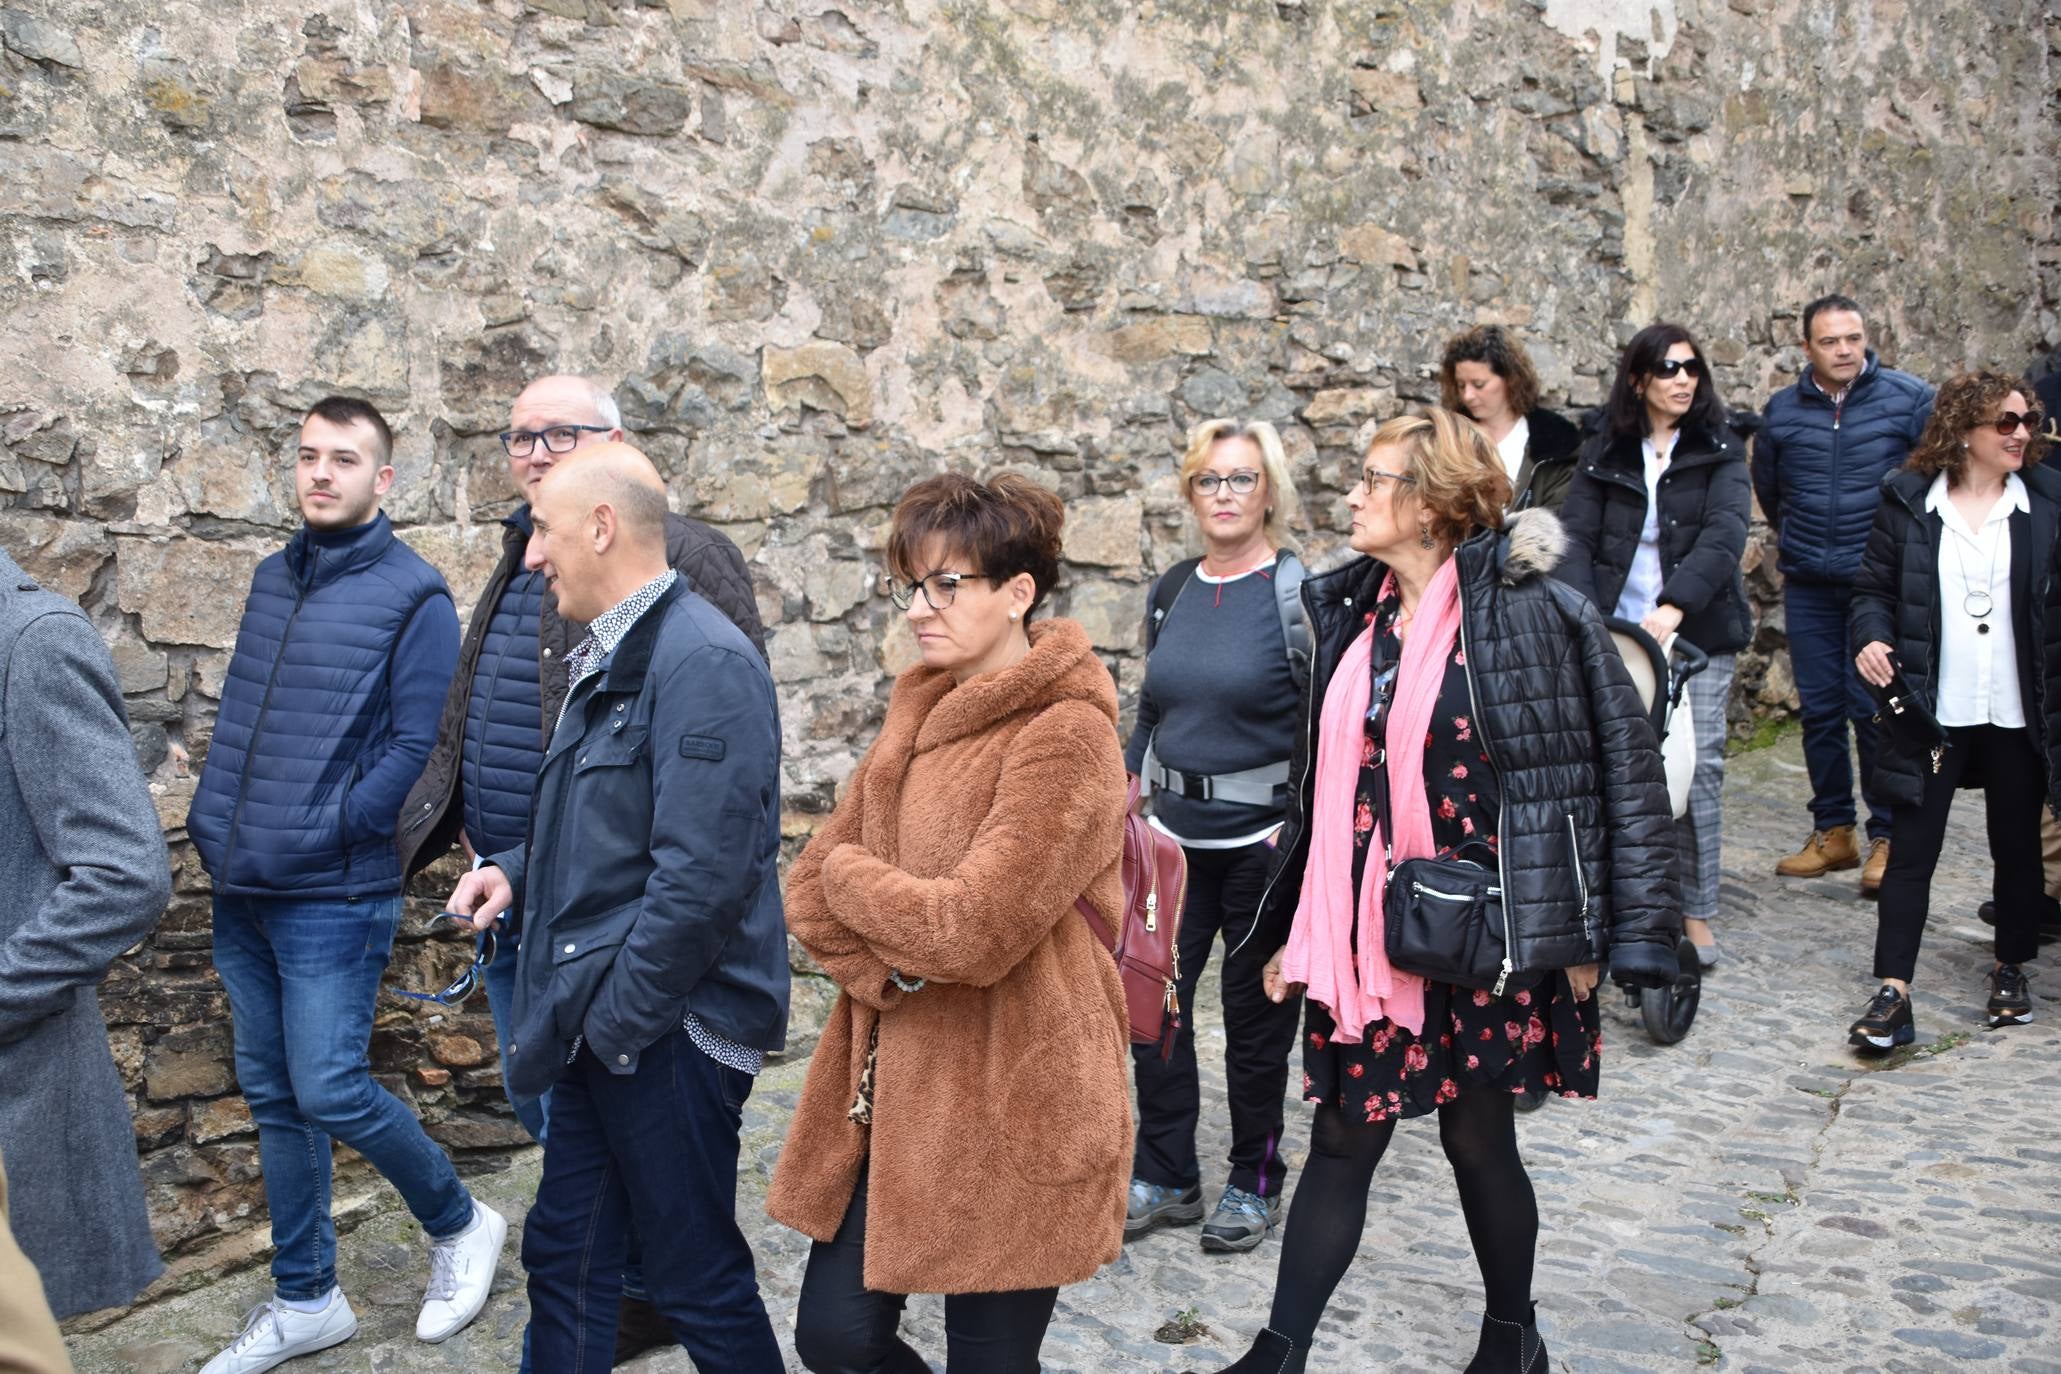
[0,0,2054,1301]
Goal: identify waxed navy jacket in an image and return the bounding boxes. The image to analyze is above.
[190,516,458,899]
[1755,353,1934,583]
[489,581,788,1097]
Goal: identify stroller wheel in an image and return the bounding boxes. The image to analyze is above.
[1640,939,1702,1045]
[1512,1083,1549,1114]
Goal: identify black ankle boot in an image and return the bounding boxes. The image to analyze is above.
[1184,1326,1304,1374]
[1464,1303,1546,1373]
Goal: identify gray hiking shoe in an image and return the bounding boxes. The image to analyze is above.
[1124,1178,1204,1240]
[1200,1184,1281,1253]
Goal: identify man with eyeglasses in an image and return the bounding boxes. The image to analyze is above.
[1755,296,1934,896]
[398,373,763,1361]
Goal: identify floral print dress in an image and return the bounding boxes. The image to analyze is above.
[1302,590,1603,1123]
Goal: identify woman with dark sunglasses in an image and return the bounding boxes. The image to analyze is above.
[1122,418,1309,1255]
[1846,372,2057,1049]
[1192,411,1680,1374]
[1558,323,1752,970]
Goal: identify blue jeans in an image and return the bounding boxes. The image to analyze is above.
[212,895,475,1301]
[480,943,549,1143]
[1786,578,1891,840]
[520,1028,780,1374]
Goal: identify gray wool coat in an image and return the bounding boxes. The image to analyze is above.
[0,548,170,1317]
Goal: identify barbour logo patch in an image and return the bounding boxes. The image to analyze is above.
[680,734,725,761]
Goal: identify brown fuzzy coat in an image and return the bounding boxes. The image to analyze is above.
[766,619,1132,1294]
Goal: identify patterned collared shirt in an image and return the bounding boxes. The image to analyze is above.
[553,569,764,1076]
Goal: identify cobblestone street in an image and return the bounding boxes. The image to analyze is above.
[65,734,2061,1373]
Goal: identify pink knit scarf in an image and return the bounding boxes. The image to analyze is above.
[1280,557,1463,1041]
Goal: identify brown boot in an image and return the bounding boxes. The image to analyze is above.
[1860,837,1890,897]
[1776,825,1860,877]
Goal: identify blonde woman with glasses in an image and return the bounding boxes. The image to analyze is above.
[1123,418,1311,1254]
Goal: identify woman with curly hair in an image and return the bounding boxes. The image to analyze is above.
[1847,371,2057,1050]
[1438,324,1584,514]
[1190,411,1680,1374]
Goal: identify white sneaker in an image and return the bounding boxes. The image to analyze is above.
[200,1288,357,1373]
[416,1199,508,1342]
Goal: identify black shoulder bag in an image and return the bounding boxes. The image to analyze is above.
[1363,629,1540,997]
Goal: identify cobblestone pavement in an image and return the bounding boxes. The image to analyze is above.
[66,736,2061,1373]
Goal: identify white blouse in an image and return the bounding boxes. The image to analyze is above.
[1612,433,1674,623]
[1928,472,2026,730]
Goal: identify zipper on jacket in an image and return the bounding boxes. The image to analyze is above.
[219,552,318,888]
[1231,578,1325,962]
[1455,592,1520,996]
[1567,813,1592,948]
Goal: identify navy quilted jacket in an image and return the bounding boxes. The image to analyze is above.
[1754,353,1934,582]
[189,516,459,899]
[459,512,548,859]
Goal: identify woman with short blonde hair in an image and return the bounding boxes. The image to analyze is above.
[1123,416,1311,1254]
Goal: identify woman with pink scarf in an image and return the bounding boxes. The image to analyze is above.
[1190,411,1680,1374]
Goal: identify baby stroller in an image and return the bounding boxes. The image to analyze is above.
[1604,617,1707,1047]
[1516,621,1705,1113]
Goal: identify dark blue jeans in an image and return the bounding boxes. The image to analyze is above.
[1787,578,1891,840]
[520,1027,780,1374]
[479,943,549,1142]
[212,895,475,1301]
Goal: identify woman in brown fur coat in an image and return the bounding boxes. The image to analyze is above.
[769,473,1132,1374]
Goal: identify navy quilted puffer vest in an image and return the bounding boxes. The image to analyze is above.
[189,516,452,899]
[460,516,547,858]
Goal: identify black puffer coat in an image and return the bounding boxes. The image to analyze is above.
[1242,510,1681,989]
[1557,423,1754,654]
[1848,464,2060,808]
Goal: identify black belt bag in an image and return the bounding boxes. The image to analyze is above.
[1364,636,1540,996]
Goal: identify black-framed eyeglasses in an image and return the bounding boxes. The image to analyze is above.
[1651,358,1705,380]
[888,570,988,611]
[1191,469,1261,496]
[1360,466,1418,497]
[394,913,497,1006]
[498,424,613,458]
[1990,408,2045,436]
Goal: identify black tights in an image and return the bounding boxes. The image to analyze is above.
[1267,1092,1537,1347]
[794,1171,1058,1374]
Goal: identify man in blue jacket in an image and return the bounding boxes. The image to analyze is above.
[189,397,505,1374]
[1755,296,1934,896]
[449,443,788,1374]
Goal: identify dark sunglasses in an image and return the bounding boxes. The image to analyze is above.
[394,913,498,1006]
[1990,409,2044,436]
[1650,358,1704,380]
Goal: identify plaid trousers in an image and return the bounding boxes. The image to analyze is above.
[1675,652,1736,924]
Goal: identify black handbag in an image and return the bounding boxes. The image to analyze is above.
[1363,634,1542,996]
[1864,653,1948,775]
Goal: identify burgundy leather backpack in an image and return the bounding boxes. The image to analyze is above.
[1077,777,1188,1058]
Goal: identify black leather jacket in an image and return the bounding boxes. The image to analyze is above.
[1244,510,1682,988]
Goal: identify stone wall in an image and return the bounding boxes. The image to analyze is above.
[2,0,2054,1298]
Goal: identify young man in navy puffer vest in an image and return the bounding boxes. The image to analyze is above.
[188,397,505,1374]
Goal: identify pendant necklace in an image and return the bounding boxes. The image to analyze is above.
[1953,522,2000,620]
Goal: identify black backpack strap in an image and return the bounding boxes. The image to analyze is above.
[1145,557,1201,655]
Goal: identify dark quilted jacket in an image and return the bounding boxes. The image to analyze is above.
[1243,510,1682,989]
[1510,407,1583,514]
[190,515,458,898]
[1556,422,1755,654]
[400,508,766,877]
[458,513,547,859]
[1849,464,2060,808]
[1755,354,1934,582]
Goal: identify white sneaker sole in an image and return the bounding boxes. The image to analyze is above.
[204,1315,357,1374]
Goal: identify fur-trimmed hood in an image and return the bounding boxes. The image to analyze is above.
[1495,507,1568,584]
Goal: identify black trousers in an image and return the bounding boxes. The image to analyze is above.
[1875,724,2045,983]
[793,1171,1058,1374]
[1132,840,1302,1198]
